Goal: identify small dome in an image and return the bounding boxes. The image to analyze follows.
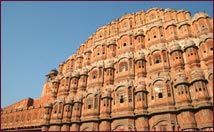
[191,68,205,82]
[192,12,209,22]
[48,69,58,76]
[169,42,181,53]
[174,72,188,87]
[184,40,196,51]
[105,59,114,69]
[164,8,175,12]
[134,50,145,61]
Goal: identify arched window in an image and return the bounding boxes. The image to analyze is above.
[92,70,98,79]
[119,61,128,72]
[154,81,164,99]
[94,95,98,109]
[128,87,132,102]
[87,97,93,109]
[158,93,163,98]
[154,55,161,64]
[137,61,144,68]
[120,96,124,103]
[199,21,208,31]
[117,89,125,104]
[137,92,142,101]
[151,14,156,20]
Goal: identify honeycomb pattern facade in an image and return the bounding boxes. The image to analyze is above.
[1,8,213,131]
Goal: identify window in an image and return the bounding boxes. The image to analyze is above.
[151,96,154,100]
[155,86,164,98]
[138,61,144,69]
[155,59,160,64]
[128,88,132,102]
[158,93,163,98]
[137,93,142,101]
[88,104,92,109]
[154,55,161,64]
[167,86,171,97]
[92,70,97,79]
[123,43,127,47]
[94,95,98,109]
[119,61,128,72]
[201,25,207,31]
[120,96,124,103]
[151,14,155,20]
[103,99,106,106]
[87,98,93,109]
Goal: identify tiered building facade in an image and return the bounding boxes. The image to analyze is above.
[1,8,213,131]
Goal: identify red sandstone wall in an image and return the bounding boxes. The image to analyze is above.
[1,8,213,131]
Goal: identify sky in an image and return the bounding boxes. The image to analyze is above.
[1,1,213,108]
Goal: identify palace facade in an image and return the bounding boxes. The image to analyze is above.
[1,8,213,131]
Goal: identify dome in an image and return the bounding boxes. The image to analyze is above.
[183,40,196,51]
[192,12,209,22]
[47,69,58,76]
[164,8,176,12]
[174,72,188,87]
[105,59,114,69]
[191,68,205,83]
[169,42,182,53]
[134,50,145,61]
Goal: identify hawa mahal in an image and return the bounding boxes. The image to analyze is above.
[1,7,213,131]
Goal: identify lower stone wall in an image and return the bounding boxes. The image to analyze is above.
[41,108,213,131]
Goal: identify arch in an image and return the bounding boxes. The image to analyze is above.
[117,56,129,63]
[119,16,130,23]
[207,73,213,80]
[85,93,93,98]
[93,43,102,50]
[204,37,213,45]
[113,125,126,131]
[192,16,209,24]
[146,25,160,33]
[178,22,191,29]
[118,60,128,72]
[76,54,83,59]
[89,65,99,72]
[112,122,135,131]
[119,33,129,39]
[151,49,162,55]
[115,85,126,91]
[152,78,165,86]
[81,127,91,131]
[199,37,212,47]
[165,23,177,29]
[152,119,171,130]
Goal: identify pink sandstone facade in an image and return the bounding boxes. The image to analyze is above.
[1,8,213,131]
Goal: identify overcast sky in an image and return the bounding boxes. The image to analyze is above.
[1,1,213,108]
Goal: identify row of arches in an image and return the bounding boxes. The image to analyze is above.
[44,73,213,121]
[59,36,213,77]
[76,11,212,57]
